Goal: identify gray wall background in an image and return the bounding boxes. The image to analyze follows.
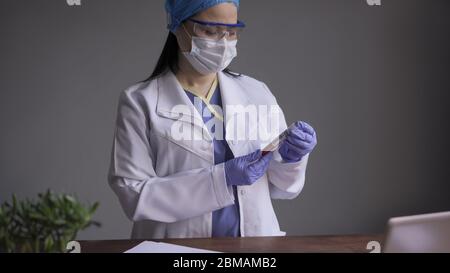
[1,0,449,240]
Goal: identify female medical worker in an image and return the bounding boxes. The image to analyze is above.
[108,0,317,239]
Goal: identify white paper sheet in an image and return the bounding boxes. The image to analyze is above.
[124,241,220,253]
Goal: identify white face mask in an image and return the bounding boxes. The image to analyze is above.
[182,36,238,75]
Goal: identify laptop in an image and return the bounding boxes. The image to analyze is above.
[383,211,450,253]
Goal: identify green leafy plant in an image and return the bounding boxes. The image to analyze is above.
[0,190,100,253]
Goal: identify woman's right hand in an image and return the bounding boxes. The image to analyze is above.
[224,150,273,186]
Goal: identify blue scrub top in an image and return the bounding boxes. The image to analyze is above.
[184,85,241,237]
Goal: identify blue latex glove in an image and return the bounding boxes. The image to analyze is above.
[225,150,273,186]
[279,121,317,163]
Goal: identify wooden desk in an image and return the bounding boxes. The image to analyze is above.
[79,234,383,253]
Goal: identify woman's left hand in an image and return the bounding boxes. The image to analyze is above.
[279,121,317,163]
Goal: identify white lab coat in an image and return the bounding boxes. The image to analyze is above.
[108,70,309,239]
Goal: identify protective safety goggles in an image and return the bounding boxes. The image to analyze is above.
[187,18,246,41]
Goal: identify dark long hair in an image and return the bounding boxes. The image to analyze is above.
[142,32,241,82]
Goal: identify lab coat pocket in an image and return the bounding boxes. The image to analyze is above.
[150,130,212,175]
[151,115,214,163]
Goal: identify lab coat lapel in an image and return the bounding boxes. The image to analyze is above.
[156,71,212,142]
[155,71,214,163]
[218,72,255,157]
[155,71,258,160]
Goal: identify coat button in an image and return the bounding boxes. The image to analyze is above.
[240,189,246,195]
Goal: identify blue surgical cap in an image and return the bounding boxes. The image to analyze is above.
[165,0,240,32]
